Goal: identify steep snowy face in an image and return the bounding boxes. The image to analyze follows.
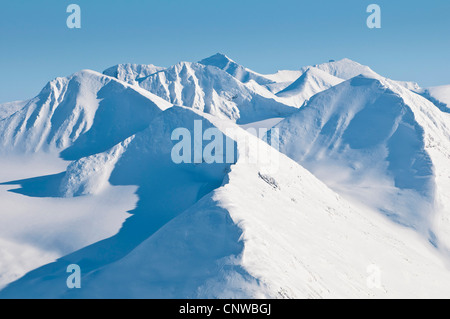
[137,61,296,124]
[271,74,450,237]
[103,63,165,85]
[0,70,172,159]
[276,67,344,108]
[3,106,450,298]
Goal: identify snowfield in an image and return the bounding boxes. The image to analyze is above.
[0,154,136,290]
[1,54,450,298]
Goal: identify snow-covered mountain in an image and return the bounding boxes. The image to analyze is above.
[0,70,171,160]
[2,106,450,298]
[276,67,344,108]
[136,61,296,123]
[270,73,450,248]
[1,55,450,298]
[302,58,421,90]
[269,58,419,109]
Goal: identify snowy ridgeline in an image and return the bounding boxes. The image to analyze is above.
[0,54,450,298]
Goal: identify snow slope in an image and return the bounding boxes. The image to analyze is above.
[103,63,165,85]
[2,107,450,298]
[276,67,344,108]
[137,61,296,124]
[0,106,236,298]
[271,74,450,249]
[0,154,136,290]
[0,70,171,159]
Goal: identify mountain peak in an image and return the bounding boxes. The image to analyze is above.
[198,53,235,69]
[336,57,360,64]
[276,67,343,107]
[302,66,334,77]
[273,71,446,231]
[323,58,364,67]
[0,69,169,158]
[301,58,376,80]
[212,52,232,59]
[277,67,340,94]
[198,53,275,86]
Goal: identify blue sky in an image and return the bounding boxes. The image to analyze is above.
[0,0,449,103]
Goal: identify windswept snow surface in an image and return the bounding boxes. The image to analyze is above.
[1,107,450,298]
